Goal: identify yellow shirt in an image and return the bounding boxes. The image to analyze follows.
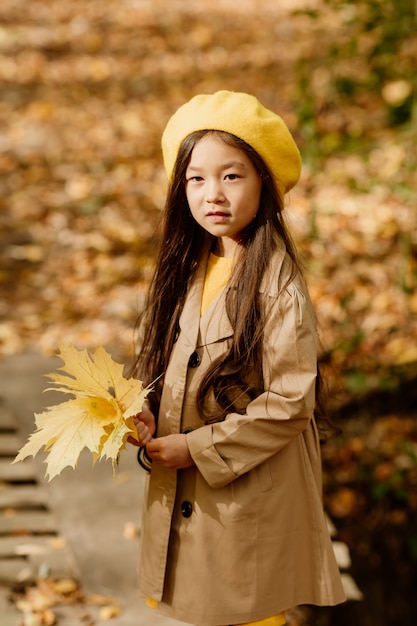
[201,252,235,315]
[148,254,286,626]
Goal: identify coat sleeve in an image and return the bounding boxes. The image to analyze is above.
[186,279,318,488]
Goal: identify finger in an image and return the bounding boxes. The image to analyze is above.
[141,432,153,445]
[135,421,146,434]
[146,439,159,453]
[136,423,152,443]
[146,445,160,459]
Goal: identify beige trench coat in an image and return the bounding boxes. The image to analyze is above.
[138,241,346,626]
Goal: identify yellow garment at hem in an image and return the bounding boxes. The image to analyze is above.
[146,598,286,625]
[236,615,286,626]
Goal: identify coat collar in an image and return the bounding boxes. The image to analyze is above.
[178,254,207,347]
[178,241,234,347]
[178,237,288,347]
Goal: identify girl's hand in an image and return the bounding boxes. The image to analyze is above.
[127,403,156,447]
[146,434,195,470]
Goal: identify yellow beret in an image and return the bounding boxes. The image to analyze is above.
[161,90,302,195]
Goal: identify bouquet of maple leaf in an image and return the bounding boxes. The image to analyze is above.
[13,344,152,481]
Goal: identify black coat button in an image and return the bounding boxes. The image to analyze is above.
[181,501,193,518]
[188,351,201,368]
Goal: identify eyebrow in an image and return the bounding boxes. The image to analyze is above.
[186,161,247,171]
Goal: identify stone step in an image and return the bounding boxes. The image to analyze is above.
[0,535,66,558]
[0,401,77,587]
[0,556,31,584]
[0,510,58,535]
[0,402,16,430]
[0,433,23,456]
[0,458,39,482]
[0,536,76,581]
[0,485,48,509]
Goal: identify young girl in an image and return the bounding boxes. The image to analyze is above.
[130,91,346,626]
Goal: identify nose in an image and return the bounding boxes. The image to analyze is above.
[205,179,225,203]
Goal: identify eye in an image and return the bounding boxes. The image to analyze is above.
[186,175,204,183]
[224,173,240,180]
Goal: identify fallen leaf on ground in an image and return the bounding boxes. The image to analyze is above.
[99,604,123,620]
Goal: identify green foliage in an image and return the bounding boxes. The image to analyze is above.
[294,0,416,164]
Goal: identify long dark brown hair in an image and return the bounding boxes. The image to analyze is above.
[133,130,330,437]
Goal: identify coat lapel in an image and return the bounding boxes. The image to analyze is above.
[178,251,208,348]
[199,288,233,345]
[177,240,287,350]
[178,247,234,349]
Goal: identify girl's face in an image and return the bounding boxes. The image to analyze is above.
[185,135,262,257]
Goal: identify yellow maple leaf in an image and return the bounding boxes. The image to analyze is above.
[13,344,151,480]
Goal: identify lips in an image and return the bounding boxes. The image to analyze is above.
[206,211,230,222]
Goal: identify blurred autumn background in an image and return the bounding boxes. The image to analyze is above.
[1,0,416,623]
